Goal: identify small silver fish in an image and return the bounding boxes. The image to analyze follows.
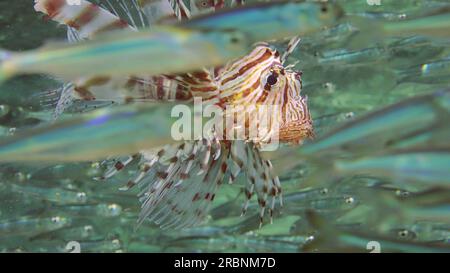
[10,183,88,205]
[302,210,450,253]
[0,216,71,236]
[347,6,450,48]
[317,47,388,66]
[0,26,249,84]
[301,89,450,156]
[56,203,123,218]
[0,103,176,162]
[334,148,450,188]
[398,57,450,84]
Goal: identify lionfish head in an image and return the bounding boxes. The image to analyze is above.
[260,62,314,145]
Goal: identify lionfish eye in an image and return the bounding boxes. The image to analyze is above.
[267,74,278,85]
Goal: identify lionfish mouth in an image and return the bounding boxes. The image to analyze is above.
[278,121,315,145]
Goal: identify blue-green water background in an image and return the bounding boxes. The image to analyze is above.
[0,0,449,252]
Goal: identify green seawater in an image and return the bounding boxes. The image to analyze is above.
[0,0,449,253]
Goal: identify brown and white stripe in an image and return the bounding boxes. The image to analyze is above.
[34,0,134,39]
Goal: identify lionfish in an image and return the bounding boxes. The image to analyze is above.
[34,0,314,228]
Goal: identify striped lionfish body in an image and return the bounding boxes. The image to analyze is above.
[35,0,313,228]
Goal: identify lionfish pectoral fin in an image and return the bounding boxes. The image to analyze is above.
[238,142,282,228]
[48,83,76,120]
[34,83,66,109]
[100,154,140,181]
[128,139,227,229]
